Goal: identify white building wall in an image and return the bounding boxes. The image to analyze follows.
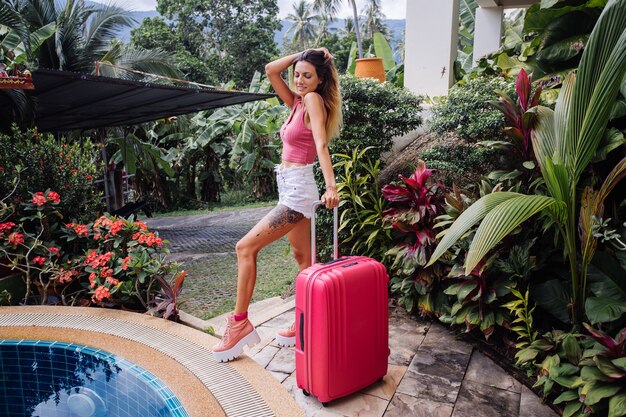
[404,0,460,98]
[473,7,504,63]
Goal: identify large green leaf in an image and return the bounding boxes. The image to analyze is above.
[465,195,559,274]
[533,279,571,323]
[459,0,477,34]
[373,32,394,71]
[588,251,626,298]
[346,41,357,74]
[583,381,622,406]
[525,1,606,33]
[609,392,626,417]
[568,0,626,181]
[426,192,523,266]
[592,128,625,162]
[537,34,589,64]
[555,72,576,164]
[585,297,626,324]
[531,106,557,167]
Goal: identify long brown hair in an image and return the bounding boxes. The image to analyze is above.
[293,49,343,143]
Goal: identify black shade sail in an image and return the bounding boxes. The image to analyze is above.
[25,68,275,131]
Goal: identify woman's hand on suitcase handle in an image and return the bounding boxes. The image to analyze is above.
[321,185,339,209]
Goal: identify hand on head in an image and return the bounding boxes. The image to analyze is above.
[311,47,334,62]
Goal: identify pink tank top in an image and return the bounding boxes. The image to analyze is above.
[280,97,316,164]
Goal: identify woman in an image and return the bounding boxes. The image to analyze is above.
[212,48,343,362]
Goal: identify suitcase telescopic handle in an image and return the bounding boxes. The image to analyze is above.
[310,200,339,265]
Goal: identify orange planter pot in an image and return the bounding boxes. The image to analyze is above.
[354,58,386,83]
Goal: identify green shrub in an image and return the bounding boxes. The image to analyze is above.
[0,126,103,222]
[420,144,498,187]
[430,76,515,141]
[335,147,391,260]
[333,75,423,162]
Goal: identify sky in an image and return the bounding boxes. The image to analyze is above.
[90,0,407,20]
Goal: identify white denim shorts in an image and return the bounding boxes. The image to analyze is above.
[275,164,319,218]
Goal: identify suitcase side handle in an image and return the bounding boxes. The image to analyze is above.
[310,200,339,264]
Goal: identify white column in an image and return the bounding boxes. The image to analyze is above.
[404,0,460,98]
[473,6,503,63]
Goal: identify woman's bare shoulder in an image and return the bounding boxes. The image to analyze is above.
[303,92,324,109]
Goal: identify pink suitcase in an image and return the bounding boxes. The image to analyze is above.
[295,202,389,405]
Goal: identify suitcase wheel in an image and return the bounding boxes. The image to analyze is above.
[302,389,310,396]
[322,402,329,407]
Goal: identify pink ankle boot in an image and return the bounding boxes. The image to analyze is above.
[276,322,296,347]
[212,314,260,362]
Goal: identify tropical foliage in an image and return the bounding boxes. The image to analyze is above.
[427,0,626,327]
[190,73,285,200]
[383,162,448,316]
[334,147,390,260]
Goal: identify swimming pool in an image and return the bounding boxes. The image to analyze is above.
[0,339,189,417]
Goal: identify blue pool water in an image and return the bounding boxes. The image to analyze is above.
[0,339,189,417]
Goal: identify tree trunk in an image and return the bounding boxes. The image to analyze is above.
[351,0,364,58]
[200,148,221,203]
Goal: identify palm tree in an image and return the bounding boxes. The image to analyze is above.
[427,0,626,325]
[286,0,320,50]
[361,0,388,40]
[315,11,335,43]
[314,0,364,58]
[16,0,179,77]
[339,17,355,36]
[0,1,56,130]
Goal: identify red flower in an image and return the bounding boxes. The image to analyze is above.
[57,268,78,284]
[48,247,60,256]
[32,256,46,266]
[87,175,93,181]
[0,222,16,236]
[7,232,24,246]
[92,286,111,302]
[32,192,47,206]
[46,191,61,203]
[66,222,89,237]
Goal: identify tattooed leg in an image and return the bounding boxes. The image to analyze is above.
[268,205,305,230]
[233,204,306,314]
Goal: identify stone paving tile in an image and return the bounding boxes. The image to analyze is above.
[420,324,474,355]
[519,386,558,417]
[266,345,296,374]
[262,309,296,329]
[251,344,280,369]
[385,393,453,417]
[451,380,520,417]
[360,364,407,401]
[464,350,522,393]
[396,370,462,404]
[388,307,428,366]
[406,347,472,384]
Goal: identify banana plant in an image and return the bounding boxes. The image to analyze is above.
[427,0,626,325]
[193,72,285,199]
